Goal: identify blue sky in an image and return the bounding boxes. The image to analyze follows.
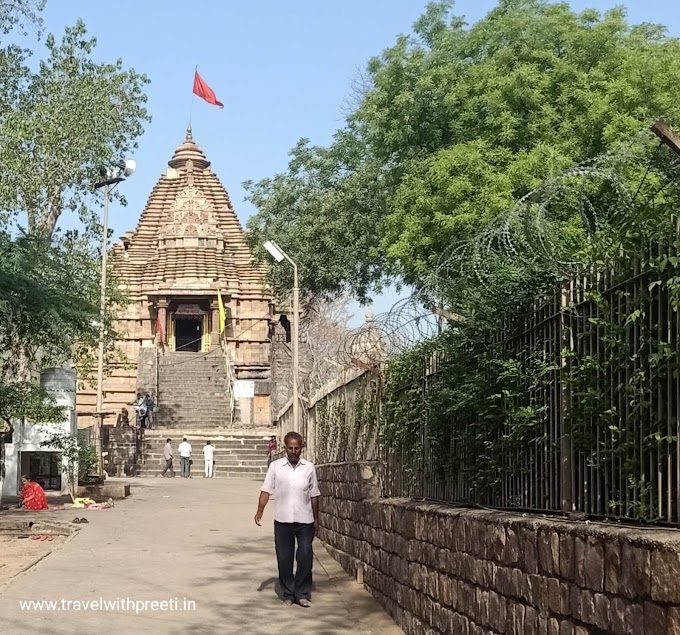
[38,0,680,323]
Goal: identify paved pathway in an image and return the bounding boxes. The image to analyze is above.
[0,477,402,635]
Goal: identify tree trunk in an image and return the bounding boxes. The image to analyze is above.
[35,187,63,238]
[0,425,11,511]
[68,461,76,503]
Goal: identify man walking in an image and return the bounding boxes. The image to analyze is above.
[203,440,215,478]
[178,436,192,478]
[160,438,174,477]
[255,431,320,607]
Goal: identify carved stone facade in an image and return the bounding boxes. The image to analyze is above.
[76,128,272,428]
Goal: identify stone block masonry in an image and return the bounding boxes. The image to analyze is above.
[317,462,680,635]
[102,427,141,477]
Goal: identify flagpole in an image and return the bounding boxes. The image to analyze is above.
[189,65,197,128]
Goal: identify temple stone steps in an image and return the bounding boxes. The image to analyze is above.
[138,465,267,478]
[158,417,231,426]
[143,454,265,466]
[155,351,233,428]
[139,460,268,478]
[138,432,271,478]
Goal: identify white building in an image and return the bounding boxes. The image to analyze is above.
[2,368,76,499]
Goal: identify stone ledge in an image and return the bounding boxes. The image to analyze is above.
[76,483,130,500]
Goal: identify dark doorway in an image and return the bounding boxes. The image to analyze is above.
[21,451,62,490]
[175,318,202,352]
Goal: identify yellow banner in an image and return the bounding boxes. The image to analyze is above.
[217,289,226,334]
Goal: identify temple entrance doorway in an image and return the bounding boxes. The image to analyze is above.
[167,300,211,352]
[175,317,202,352]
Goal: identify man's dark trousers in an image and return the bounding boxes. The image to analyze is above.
[274,521,314,602]
[161,458,174,477]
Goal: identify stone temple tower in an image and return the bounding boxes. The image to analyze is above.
[76,127,273,430]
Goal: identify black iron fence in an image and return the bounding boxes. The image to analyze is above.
[382,247,680,525]
[278,244,680,524]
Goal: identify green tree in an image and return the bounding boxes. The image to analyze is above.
[40,429,98,501]
[0,232,100,504]
[0,17,150,236]
[0,2,144,378]
[245,137,390,304]
[246,0,680,299]
[0,3,148,501]
[0,0,45,34]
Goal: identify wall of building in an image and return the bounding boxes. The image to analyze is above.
[76,303,150,428]
[269,321,292,419]
[317,462,680,635]
[3,369,76,498]
[228,297,271,374]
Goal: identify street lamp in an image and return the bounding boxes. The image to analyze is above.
[93,160,136,477]
[263,240,300,433]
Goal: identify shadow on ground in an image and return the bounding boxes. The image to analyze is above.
[0,477,399,635]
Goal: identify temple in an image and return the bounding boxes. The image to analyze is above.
[76,127,273,430]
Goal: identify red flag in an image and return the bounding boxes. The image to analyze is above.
[193,70,224,108]
[156,317,165,344]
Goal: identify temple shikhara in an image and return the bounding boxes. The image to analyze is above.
[76,128,274,432]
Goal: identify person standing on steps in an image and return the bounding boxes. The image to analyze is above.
[203,440,215,478]
[145,393,155,429]
[133,392,147,429]
[160,438,175,477]
[178,436,192,478]
[255,431,320,608]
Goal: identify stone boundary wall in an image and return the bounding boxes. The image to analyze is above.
[102,427,141,477]
[317,462,680,635]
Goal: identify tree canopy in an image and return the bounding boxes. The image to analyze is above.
[246,0,680,303]
[0,1,149,490]
[0,9,149,236]
[0,230,101,491]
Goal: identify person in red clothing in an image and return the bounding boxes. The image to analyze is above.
[20,475,48,510]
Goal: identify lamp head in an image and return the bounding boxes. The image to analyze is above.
[123,159,136,177]
[263,240,285,263]
[116,159,136,178]
[98,159,136,187]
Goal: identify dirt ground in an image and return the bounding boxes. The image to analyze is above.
[0,514,77,590]
[0,535,65,589]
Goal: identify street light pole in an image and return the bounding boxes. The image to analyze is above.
[93,160,136,478]
[291,260,300,433]
[94,183,110,477]
[263,240,300,432]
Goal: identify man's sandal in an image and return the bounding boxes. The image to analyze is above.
[298,599,312,608]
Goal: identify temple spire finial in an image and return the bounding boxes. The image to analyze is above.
[186,123,193,142]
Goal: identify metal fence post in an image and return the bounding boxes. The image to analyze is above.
[560,280,575,513]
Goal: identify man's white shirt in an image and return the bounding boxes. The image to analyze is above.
[203,444,214,460]
[261,457,321,524]
[178,441,192,457]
